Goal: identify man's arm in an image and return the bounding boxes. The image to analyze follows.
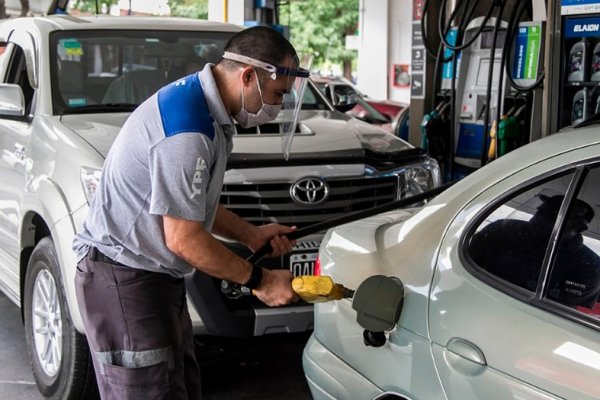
[213,204,296,257]
[212,204,257,244]
[163,214,297,306]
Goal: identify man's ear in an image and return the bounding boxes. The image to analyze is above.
[240,67,255,86]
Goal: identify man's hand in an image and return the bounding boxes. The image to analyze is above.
[248,224,297,258]
[253,268,299,306]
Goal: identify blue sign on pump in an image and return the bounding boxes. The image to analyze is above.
[565,17,600,38]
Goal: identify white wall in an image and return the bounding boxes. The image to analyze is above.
[208,0,245,25]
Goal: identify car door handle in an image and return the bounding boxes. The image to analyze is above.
[443,337,487,376]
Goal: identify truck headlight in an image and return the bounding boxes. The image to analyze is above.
[80,167,102,204]
[401,158,441,197]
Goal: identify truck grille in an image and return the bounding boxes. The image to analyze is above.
[221,176,398,228]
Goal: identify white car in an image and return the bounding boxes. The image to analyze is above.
[0,15,440,399]
[303,127,600,400]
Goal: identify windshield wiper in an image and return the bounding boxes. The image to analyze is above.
[60,103,138,115]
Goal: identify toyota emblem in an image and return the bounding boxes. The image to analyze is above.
[290,177,330,206]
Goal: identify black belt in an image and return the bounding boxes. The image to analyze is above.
[89,247,126,267]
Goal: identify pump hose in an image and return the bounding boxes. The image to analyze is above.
[439,0,498,52]
[480,0,507,168]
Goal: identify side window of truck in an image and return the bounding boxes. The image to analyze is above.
[4,43,34,114]
[0,42,12,82]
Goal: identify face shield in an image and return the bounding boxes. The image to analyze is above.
[280,53,312,160]
[222,51,312,160]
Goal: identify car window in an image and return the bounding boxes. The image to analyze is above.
[301,83,327,110]
[0,42,12,82]
[546,167,600,319]
[467,172,576,292]
[3,43,34,114]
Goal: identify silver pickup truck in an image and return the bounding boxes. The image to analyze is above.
[0,15,440,399]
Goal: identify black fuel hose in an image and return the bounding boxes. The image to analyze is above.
[247,181,456,264]
[480,0,507,168]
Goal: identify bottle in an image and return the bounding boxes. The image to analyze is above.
[572,88,588,125]
[568,38,589,82]
[591,42,600,81]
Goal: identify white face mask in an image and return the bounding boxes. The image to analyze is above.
[233,71,282,128]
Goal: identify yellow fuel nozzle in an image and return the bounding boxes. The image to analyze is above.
[291,275,355,303]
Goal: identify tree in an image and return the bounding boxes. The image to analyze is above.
[279,0,358,79]
[68,0,208,17]
[70,0,118,14]
[169,0,208,19]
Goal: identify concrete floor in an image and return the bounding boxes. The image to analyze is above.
[0,292,44,400]
[0,291,313,400]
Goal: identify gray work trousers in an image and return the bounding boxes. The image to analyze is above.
[75,251,202,399]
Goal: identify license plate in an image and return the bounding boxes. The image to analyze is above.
[289,252,317,276]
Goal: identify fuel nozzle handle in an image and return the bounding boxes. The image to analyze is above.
[291,275,354,303]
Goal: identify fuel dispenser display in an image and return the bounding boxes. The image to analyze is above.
[559,15,600,128]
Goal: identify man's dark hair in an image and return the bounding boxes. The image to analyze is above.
[220,26,297,70]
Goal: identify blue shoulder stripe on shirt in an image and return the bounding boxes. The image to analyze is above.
[157,74,215,140]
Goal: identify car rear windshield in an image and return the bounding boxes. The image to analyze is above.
[50,30,232,114]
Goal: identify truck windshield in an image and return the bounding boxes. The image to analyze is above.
[50,30,231,114]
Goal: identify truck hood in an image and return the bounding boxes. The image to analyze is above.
[60,110,417,162]
[60,113,129,158]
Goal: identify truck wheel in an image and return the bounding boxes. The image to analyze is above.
[23,237,98,399]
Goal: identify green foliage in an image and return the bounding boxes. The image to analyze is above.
[279,0,358,71]
[70,0,118,14]
[169,0,208,19]
[69,0,208,18]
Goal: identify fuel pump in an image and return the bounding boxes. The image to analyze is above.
[418,0,545,181]
[453,17,508,170]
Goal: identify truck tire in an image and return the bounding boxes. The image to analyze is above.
[23,237,98,399]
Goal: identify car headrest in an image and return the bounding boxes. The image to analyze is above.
[58,60,85,94]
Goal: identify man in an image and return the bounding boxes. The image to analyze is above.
[73,26,305,399]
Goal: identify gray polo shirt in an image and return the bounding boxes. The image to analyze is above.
[73,64,234,278]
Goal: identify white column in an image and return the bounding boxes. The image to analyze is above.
[356,0,389,100]
[388,0,413,103]
[208,0,245,25]
[357,0,413,103]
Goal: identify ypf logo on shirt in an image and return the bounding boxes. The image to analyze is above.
[190,157,207,199]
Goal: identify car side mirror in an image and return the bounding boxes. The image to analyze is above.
[0,84,25,117]
[352,275,404,347]
[326,84,358,113]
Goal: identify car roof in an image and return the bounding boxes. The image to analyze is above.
[0,15,243,38]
